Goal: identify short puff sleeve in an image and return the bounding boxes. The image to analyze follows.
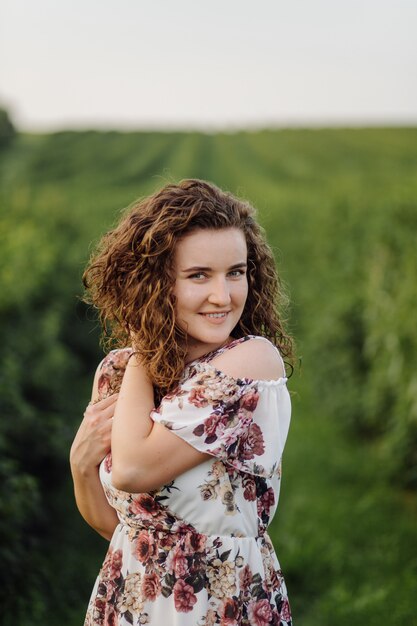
[151,363,291,478]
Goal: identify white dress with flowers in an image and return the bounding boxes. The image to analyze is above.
[84,335,292,626]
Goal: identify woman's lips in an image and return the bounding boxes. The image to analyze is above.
[199,312,230,323]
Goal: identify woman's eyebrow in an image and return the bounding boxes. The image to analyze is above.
[182,262,247,272]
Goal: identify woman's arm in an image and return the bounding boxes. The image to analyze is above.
[111,354,209,493]
[110,339,284,494]
[70,363,120,540]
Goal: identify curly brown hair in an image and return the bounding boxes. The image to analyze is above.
[83,179,294,396]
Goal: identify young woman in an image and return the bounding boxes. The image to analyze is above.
[70,179,294,626]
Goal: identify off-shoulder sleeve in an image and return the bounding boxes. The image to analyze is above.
[151,363,291,478]
[97,348,134,400]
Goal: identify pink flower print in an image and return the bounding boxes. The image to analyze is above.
[257,487,275,519]
[280,598,292,621]
[239,423,265,460]
[173,579,197,612]
[215,412,251,447]
[204,413,221,438]
[240,390,259,412]
[133,530,156,564]
[239,564,253,591]
[97,348,132,399]
[188,385,209,408]
[104,452,112,473]
[101,547,123,582]
[265,562,280,589]
[159,532,177,551]
[184,530,207,555]
[247,599,273,626]
[104,602,117,626]
[242,475,257,501]
[109,549,123,580]
[141,572,161,602]
[246,423,265,456]
[166,545,188,578]
[220,597,240,625]
[214,422,238,448]
[93,596,106,622]
[129,494,159,518]
[98,373,111,398]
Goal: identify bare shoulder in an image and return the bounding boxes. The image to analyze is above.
[210,337,285,381]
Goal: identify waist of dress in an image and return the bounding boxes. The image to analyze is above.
[117,515,267,541]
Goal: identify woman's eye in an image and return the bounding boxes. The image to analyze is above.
[189,272,206,279]
[188,269,245,279]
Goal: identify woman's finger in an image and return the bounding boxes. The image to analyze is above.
[85,393,118,415]
[97,403,117,422]
[84,398,118,423]
[92,393,119,409]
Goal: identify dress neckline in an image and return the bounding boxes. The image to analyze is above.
[185,335,254,367]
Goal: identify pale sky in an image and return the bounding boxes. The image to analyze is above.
[1,0,416,131]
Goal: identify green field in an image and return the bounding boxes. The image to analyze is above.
[1,127,416,625]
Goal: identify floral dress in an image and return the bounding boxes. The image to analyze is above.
[84,335,292,626]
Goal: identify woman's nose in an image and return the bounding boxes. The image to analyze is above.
[208,277,231,305]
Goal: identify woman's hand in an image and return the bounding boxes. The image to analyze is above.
[70,393,118,477]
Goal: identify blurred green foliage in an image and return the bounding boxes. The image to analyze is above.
[0,107,16,149]
[0,126,416,625]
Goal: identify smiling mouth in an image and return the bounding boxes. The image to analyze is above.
[200,312,230,318]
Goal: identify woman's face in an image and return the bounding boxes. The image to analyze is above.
[173,228,248,361]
